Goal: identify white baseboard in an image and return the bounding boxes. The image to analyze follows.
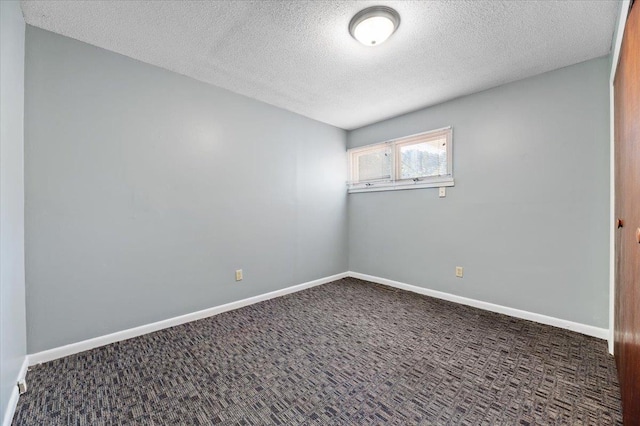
[27,269,608,367]
[348,272,609,340]
[28,272,348,366]
[2,357,28,426]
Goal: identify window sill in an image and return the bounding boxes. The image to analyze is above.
[348,178,454,194]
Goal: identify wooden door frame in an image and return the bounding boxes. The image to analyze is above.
[609,0,632,355]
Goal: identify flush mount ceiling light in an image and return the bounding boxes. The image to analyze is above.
[349,6,400,46]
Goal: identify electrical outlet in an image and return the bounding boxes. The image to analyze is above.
[439,187,446,197]
[17,380,27,395]
[235,269,243,281]
[455,266,464,278]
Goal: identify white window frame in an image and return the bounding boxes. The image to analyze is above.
[347,126,454,193]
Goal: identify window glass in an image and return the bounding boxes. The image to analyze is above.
[399,137,447,180]
[356,148,391,182]
[347,127,453,193]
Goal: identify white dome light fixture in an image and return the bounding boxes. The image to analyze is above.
[349,6,400,47]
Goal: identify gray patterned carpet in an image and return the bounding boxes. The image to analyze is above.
[13,278,622,425]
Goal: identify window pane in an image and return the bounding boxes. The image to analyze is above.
[399,137,447,179]
[356,148,391,182]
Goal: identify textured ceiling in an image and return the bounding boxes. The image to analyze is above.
[20,1,618,130]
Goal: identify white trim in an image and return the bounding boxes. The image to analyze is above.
[2,357,28,426]
[608,0,631,355]
[348,178,454,193]
[388,125,453,143]
[25,268,609,367]
[348,272,609,340]
[28,272,348,366]
[610,1,630,83]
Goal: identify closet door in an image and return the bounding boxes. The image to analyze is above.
[614,2,640,425]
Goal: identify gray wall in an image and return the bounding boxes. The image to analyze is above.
[24,27,348,353]
[1,0,27,421]
[348,57,610,328]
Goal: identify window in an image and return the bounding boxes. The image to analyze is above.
[347,127,453,193]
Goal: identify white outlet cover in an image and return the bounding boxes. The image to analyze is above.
[439,187,446,197]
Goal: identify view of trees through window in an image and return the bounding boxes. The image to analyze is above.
[399,138,447,179]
